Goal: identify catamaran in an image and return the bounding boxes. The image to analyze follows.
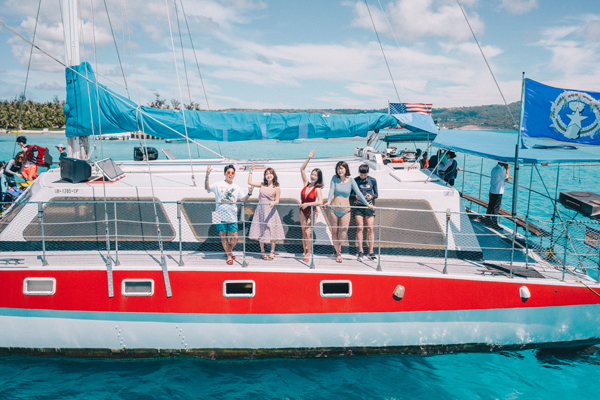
[1,0,600,358]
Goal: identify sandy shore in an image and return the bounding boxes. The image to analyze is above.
[457,125,503,130]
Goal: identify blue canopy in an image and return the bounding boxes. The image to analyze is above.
[391,113,438,135]
[63,62,399,141]
[432,129,600,164]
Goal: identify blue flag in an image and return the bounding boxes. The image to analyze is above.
[522,78,600,145]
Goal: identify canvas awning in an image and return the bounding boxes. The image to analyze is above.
[432,129,600,164]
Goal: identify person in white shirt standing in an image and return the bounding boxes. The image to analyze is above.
[486,162,511,229]
[205,164,252,265]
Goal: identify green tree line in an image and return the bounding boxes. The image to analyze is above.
[0,95,66,131]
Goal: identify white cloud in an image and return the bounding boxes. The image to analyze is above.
[584,20,600,42]
[498,0,538,15]
[534,21,600,80]
[348,0,485,43]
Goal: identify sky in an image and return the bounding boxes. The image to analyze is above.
[0,0,599,110]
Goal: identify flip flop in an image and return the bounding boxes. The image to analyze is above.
[303,254,310,262]
[226,258,233,265]
[336,255,342,263]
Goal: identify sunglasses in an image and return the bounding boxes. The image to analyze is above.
[226,171,235,176]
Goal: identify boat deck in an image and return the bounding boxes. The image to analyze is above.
[2,241,594,286]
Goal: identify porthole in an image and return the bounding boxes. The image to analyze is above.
[223,280,255,298]
[321,280,352,298]
[122,279,154,296]
[23,278,56,295]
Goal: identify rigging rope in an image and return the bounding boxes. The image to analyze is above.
[13,0,42,158]
[165,0,197,186]
[179,0,211,112]
[173,0,200,158]
[363,0,400,103]
[103,0,130,99]
[456,0,518,128]
[178,0,221,156]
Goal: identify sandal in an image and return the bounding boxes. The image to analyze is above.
[262,253,269,260]
[269,252,275,260]
[226,258,233,265]
[303,254,310,262]
[336,255,342,263]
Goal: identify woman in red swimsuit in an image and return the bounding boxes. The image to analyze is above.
[300,150,323,262]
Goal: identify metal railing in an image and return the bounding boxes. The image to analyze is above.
[1,199,599,281]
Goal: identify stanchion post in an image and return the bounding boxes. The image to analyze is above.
[510,217,517,278]
[443,210,450,274]
[377,208,382,271]
[177,201,184,267]
[562,222,568,281]
[525,216,529,269]
[38,202,48,266]
[114,202,120,266]
[309,206,315,269]
[242,203,248,268]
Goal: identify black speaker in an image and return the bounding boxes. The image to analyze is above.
[60,158,92,183]
[134,146,159,161]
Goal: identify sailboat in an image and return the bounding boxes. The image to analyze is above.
[1,0,600,358]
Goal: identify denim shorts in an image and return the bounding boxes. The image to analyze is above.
[216,221,239,233]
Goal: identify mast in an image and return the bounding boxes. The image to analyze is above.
[63,0,89,160]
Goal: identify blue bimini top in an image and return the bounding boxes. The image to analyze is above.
[328,176,369,205]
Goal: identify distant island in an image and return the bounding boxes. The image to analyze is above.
[1,93,521,131]
[216,102,522,131]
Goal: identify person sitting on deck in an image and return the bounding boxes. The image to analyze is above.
[324,161,374,263]
[3,152,24,189]
[439,151,458,186]
[420,151,429,169]
[486,162,511,229]
[205,164,252,265]
[56,144,67,161]
[350,163,378,261]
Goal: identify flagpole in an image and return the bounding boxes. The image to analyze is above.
[511,72,526,217]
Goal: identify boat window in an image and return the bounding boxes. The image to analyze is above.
[23,278,56,295]
[223,280,255,298]
[22,197,175,243]
[122,279,154,296]
[321,280,352,298]
[181,198,300,245]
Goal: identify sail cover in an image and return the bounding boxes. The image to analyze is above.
[521,78,600,145]
[63,62,399,141]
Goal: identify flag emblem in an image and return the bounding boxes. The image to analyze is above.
[550,91,600,140]
[389,103,432,115]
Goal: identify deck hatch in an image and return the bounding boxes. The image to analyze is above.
[223,280,255,298]
[23,278,56,295]
[122,279,154,296]
[321,280,352,297]
[23,197,175,242]
[181,198,300,247]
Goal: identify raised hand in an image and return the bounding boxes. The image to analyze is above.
[206,165,212,176]
[308,150,316,159]
[250,161,256,171]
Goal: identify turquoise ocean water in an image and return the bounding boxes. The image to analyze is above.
[1,131,600,399]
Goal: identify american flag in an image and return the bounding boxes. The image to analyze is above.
[389,103,432,115]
